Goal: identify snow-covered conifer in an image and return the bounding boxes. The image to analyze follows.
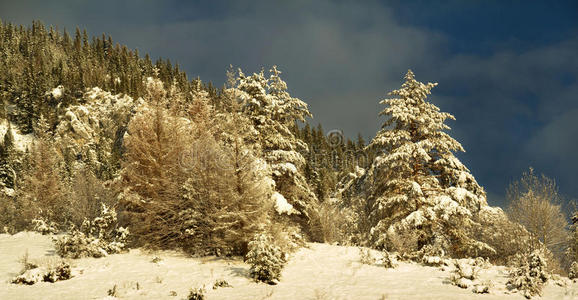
[245,233,287,284]
[233,67,319,240]
[366,70,492,257]
[508,249,549,298]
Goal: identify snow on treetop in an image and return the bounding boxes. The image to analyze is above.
[46,85,64,99]
[272,192,299,215]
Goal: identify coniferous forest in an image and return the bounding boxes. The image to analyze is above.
[0,21,576,299]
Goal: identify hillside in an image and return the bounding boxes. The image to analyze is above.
[0,20,577,300]
[1,232,576,300]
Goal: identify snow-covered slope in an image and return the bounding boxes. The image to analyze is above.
[0,233,576,300]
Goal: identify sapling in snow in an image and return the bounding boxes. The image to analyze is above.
[245,233,287,284]
[54,203,129,258]
[507,250,549,299]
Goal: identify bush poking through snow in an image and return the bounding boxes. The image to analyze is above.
[245,233,287,284]
[569,262,578,280]
[472,284,490,294]
[107,284,118,297]
[54,204,129,258]
[212,279,232,289]
[31,218,59,235]
[43,261,71,283]
[357,247,397,268]
[422,255,444,267]
[186,287,206,300]
[11,258,71,285]
[107,281,142,298]
[377,251,397,268]
[358,247,375,265]
[18,250,38,271]
[507,250,549,298]
[449,260,479,289]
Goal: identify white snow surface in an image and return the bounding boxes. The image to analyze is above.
[1,232,576,299]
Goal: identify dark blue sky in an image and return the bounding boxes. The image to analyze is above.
[1,0,577,208]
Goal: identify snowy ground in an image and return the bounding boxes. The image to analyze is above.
[1,232,576,300]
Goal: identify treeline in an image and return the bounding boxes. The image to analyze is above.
[0,19,199,134]
[0,20,365,258]
[0,19,357,198]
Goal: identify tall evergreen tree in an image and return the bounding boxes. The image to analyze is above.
[366,70,492,257]
[234,67,319,240]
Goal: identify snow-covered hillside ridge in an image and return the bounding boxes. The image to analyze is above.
[1,232,576,300]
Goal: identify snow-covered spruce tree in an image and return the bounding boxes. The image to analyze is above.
[366,70,493,257]
[245,233,287,284]
[508,249,549,298]
[0,122,16,190]
[234,67,320,241]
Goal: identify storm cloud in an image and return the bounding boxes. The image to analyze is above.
[1,0,577,207]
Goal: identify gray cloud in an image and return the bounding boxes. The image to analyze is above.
[1,0,577,207]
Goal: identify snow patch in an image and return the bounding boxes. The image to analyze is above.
[272,192,298,215]
[46,85,64,99]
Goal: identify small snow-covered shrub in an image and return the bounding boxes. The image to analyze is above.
[422,255,444,267]
[54,204,129,258]
[11,268,45,285]
[31,218,59,235]
[212,279,232,289]
[11,258,71,285]
[43,261,71,283]
[186,287,205,300]
[377,251,397,268]
[507,250,549,299]
[449,260,480,289]
[472,284,489,294]
[245,233,287,284]
[569,261,578,280]
[18,250,38,271]
[358,247,375,265]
